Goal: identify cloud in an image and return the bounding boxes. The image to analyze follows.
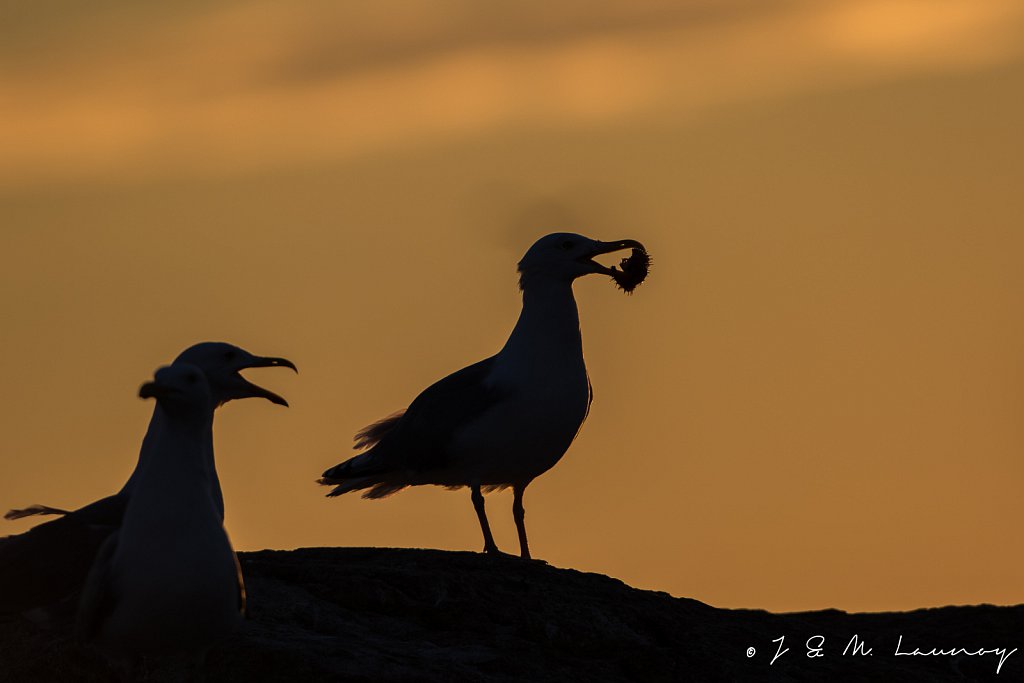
[1,0,1023,189]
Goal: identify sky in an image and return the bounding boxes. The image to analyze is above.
[2,0,1023,613]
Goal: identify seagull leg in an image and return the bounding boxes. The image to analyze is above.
[512,485,531,560]
[470,485,500,554]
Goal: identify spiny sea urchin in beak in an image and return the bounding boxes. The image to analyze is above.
[582,239,651,293]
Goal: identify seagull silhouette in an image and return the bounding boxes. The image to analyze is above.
[320,233,647,559]
[77,363,243,661]
[0,342,295,618]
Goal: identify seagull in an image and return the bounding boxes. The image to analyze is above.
[319,233,647,559]
[77,363,243,660]
[0,342,295,617]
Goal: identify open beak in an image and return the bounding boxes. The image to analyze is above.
[234,355,298,407]
[243,356,298,373]
[579,239,646,275]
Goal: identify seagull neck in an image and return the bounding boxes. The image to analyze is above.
[503,281,583,359]
[121,405,220,496]
[118,409,165,496]
[137,407,215,484]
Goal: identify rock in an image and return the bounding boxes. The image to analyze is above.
[1,548,1020,682]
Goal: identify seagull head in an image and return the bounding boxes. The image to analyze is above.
[139,363,213,417]
[517,232,646,289]
[172,342,297,407]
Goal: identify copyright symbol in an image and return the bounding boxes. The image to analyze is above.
[746,647,756,658]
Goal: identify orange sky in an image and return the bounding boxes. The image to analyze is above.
[2,0,1024,613]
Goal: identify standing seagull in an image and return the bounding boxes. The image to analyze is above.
[319,233,648,559]
[0,342,295,617]
[77,363,242,660]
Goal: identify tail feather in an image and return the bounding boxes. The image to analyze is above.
[5,504,71,521]
[321,432,408,499]
[363,482,407,499]
[317,476,407,499]
[321,448,390,481]
[352,410,405,450]
[317,476,364,496]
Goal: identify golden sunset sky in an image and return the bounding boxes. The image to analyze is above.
[2,0,1023,613]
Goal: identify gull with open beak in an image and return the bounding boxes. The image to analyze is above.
[0,342,296,617]
[319,233,649,559]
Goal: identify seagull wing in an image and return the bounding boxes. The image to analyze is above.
[321,356,510,493]
[0,495,124,615]
[382,356,508,471]
[232,552,247,617]
[75,533,119,643]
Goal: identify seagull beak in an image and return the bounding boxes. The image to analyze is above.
[233,355,297,407]
[243,356,298,374]
[139,382,173,400]
[579,239,646,275]
[237,380,290,407]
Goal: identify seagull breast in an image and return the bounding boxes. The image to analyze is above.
[447,279,592,485]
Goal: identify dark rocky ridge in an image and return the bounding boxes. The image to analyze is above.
[1,547,1021,682]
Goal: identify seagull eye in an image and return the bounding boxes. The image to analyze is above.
[186,373,199,384]
[224,350,237,360]
[561,240,575,250]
